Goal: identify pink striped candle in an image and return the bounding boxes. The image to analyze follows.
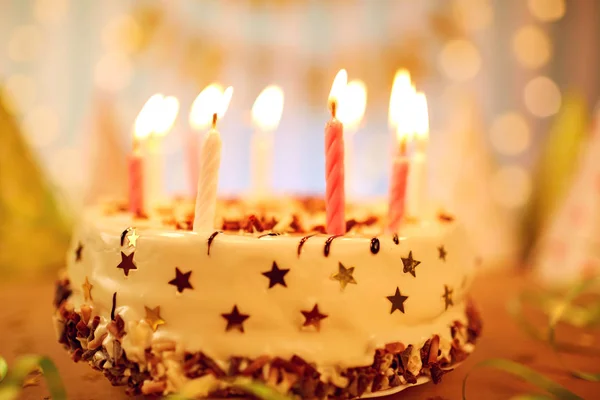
[388,137,409,232]
[128,142,144,215]
[325,100,346,235]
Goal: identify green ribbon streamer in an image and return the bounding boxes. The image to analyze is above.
[231,378,294,400]
[0,355,66,400]
[462,359,583,400]
[0,358,6,383]
[548,276,600,382]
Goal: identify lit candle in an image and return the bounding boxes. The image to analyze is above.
[325,69,348,235]
[134,94,179,212]
[407,92,429,218]
[189,84,223,197]
[387,77,414,232]
[250,85,284,198]
[337,80,367,199]
[193,86,233,232]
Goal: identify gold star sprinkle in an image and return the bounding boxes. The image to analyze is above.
[442,285,454,310]
[82,277,93,302]
[128,229,140,247]
[144,305,165,332]
[401,251,421,277]
[331,262,357,291]
[438,245,447,261]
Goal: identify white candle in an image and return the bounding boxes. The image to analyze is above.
[193,86,233,232]
[407,92,429,218]
[250,85,284,198]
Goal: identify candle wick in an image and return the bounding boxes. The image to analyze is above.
[212,113,218,129]
[330,100,337,119]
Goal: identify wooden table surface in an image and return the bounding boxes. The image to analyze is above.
[0,271,598,400]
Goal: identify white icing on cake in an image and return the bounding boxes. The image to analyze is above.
[66,206,476,369]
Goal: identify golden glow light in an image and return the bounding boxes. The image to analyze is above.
[513,25,552,69]
[439,40,481,82]
[338,80,367,129]
[252,85,284,131]
[527,0,566,22]
[154,96,179,136]
[490,112,531,156]
[218,86,233,119]
[389,76,416,140]
[524,76,562,118]
[328,69,348,106]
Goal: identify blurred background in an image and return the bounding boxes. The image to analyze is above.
[1,0,598,280]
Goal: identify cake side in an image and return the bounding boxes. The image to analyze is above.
[65,209,476,367]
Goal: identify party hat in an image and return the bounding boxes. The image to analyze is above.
[83,92,128,204]
[533,104,600,284]
[0,88,71,278]
[433,92,520,268]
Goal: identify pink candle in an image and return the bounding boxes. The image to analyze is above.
[388,138,409,232]
[128,141,144,215]
[325,100,346,235]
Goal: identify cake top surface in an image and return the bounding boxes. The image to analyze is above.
[94,197,455,237]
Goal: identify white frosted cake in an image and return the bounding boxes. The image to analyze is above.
[53,198,482,398]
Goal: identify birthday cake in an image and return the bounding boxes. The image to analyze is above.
[53,198,482,398]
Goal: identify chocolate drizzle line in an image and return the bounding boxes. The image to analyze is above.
[207,231,222,256]
[323,235,342,257]
[258,233,280,238]
[393,233,399,245]
[120,228,132,247]
[370,238,380,254]
[110,292,117,321]
[297,234,316,257]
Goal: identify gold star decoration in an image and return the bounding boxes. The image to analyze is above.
[128,229,140,247]
[117,251,137,276]
[438,245,447,261]
[301,304,328,331]
[144,305,165,332]
[401,251,421,277]
[221,305,250,333]
[442,285,454,310]
[387,287,409,314]
[331,262,357,291]
[82,277,93,302]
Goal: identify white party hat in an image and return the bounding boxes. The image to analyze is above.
[533,106,600,284]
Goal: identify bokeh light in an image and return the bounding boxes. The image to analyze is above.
[527,0,566,22]
[8,25,43,62]
[5,74,37,112]
[23,105,61,148]
[513,25,552,69]
[524,76,562,117]
[94,52,133,92]
[33,0,69,25]
[489,112,531,156]
[490,165,532,209]
[452,0,494,32]
[101,14,142,55]
[439,40,481,82]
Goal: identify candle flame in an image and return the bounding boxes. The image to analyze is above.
[134,93,178,139]
[338,80,367,129]
[414,92,429,139]
[154,95,179,135]
[189,84,233,130]
[388,69,412,128]
[252,85,284,131]
[190,84,223,129]
[219,86,233,119]
[328,69,348,113]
